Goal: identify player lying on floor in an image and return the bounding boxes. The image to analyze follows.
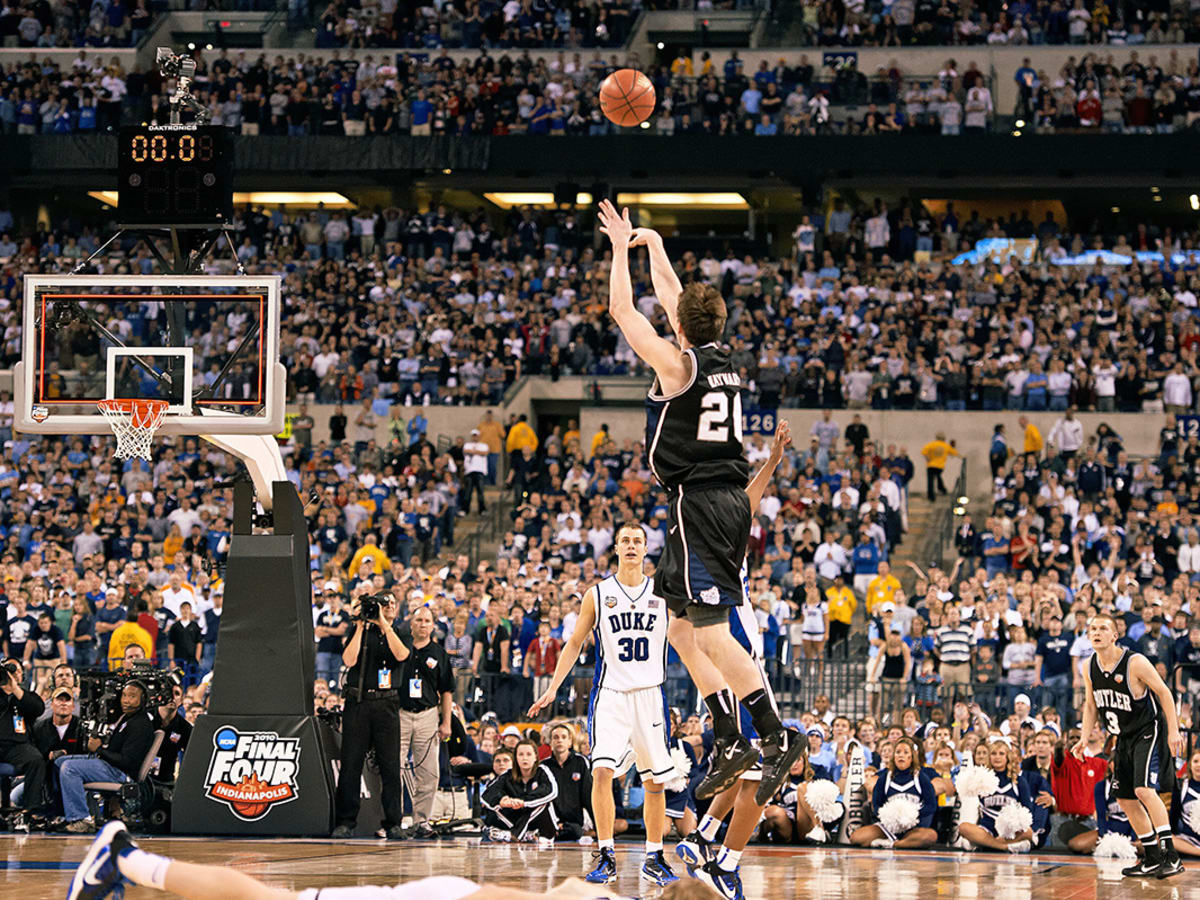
[67,822,722,900]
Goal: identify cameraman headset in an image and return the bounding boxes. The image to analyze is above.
[56,678,156,832]
[0,658,48,815]
[332,589,410,839]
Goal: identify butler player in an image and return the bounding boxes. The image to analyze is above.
[596,199,801,807]
[1072,613,1184,878]
[528,522,678,887]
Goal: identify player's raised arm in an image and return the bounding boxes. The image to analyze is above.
[630,227,683,337]
[598,200,688,386]
[1130,652,1185,756]
[528,586,598,717]
[746,420,791,516]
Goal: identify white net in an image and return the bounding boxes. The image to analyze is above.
[98,399,168,460]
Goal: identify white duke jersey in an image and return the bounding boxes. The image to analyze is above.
[593,575,668,692]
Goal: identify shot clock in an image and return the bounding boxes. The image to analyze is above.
[117,125,233,226]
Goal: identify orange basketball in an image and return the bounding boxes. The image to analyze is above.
[599,68,656,127]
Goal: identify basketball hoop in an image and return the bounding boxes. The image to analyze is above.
[98,398,168,460]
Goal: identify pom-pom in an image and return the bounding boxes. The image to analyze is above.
[955,766,1001,800]
[994,802,1034,841]
[804,779,845,824]
[1094,832,1138,860]
[664,745,692,793]
[877,795,922,836]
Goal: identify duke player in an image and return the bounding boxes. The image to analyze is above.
[597,200,801,806]
[1072,613,1184,878]
[529,522,678,887]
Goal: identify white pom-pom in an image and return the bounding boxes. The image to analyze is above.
[994,802,1034,841]
[877,795,922,836]
[664,745,692,793]
[955,766,1001,800]
[1094,832,1138,860]
[804,779,844,824]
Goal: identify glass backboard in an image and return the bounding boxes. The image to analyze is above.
[16,274,283,436]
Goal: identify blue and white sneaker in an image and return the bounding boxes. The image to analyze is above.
[641,850,679,885]
[585,848,617,884]
[695,859,745,900]
[66,821,135,900]
[675,830,714,875]
[482,827,513,843]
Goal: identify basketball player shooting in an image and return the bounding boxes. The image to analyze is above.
[596,199,802,805]
[1071,613,1184,879]
[527,522,679,887]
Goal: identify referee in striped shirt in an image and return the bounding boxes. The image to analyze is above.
[934,604,975,711]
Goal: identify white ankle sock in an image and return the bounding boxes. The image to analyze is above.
[598,838,615,851]
[116,849,171,890]
[716,847,742,871]
[645,842,663,855]
[698,814,721,841]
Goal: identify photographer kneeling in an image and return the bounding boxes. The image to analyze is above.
[0,658,47,813]
[332,591,410,839]
[56,680,156,833]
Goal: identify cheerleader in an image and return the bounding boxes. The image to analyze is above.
[760,750,841,844]
[1170,749,1200,856]
[956,740,1036,853]
[850,737,938,849]
[1068,778,1136,854]
[799,586,828,665]
[664,733,699,839]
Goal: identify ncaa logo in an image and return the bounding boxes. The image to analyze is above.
[204,726,300,821]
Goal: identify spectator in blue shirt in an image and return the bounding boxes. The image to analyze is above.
[754,114,777,136]
[740,86,762,116]
[981,522,1011,577]
[1033,613,1073,725]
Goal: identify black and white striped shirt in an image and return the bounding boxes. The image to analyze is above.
[934,625,975,665]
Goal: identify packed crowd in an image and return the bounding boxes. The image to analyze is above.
[8,198,1200,413]
[7,46,1200,136]
[781,0,1200,48]
[0,0,149,50]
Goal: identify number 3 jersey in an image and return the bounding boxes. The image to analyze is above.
[1090,649,1158,737]
[593,575,668,692]
[645,343,751,491]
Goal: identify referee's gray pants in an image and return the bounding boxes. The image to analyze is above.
[400,706,440,825]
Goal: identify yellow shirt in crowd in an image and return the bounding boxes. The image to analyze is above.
[825,585,857,624]
[865,573,900,614]
[921,440,959,470]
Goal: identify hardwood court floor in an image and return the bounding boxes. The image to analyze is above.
[2,834,1198,900]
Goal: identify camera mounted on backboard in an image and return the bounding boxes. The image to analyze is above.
[156,47,210,126]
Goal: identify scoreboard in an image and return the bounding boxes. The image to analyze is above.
[117,125,233,226]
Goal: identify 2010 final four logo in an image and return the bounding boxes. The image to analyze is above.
[204,726,300,820]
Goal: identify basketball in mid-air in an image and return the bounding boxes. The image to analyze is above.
[599,68,656,127]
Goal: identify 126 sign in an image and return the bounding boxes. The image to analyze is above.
[742,408,777,435]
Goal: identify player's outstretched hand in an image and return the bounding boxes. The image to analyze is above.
[528,689,554,718]
[770,420,792,459]
[629,227,661,248]
[1068,736,1087,760]
[597,199,632,247]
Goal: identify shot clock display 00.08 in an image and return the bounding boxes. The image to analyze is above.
[117,126,233,225]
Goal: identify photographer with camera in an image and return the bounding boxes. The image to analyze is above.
[332,591,410,839]
[0,658,48,814]
[149,679,191,784]
[56,679,157,833]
